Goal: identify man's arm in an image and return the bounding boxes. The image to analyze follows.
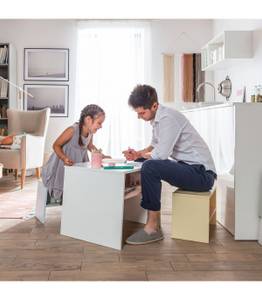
[151,116,182,160]
[136,145,154,159]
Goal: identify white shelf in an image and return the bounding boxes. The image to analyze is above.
[201,31,253,71]
[203,58,252,71]
[124,185,141,200]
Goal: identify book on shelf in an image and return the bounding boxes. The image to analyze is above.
[0,104,7,118]
[0,80,8,98]
[0,46,8,64]
[0,127,7,136]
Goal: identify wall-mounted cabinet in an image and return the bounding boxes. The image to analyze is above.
[201,31,253,71]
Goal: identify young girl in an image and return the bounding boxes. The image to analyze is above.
[42,104,109,203]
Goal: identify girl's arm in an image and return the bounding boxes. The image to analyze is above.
[88,138,111,159]
[53,127,74,166]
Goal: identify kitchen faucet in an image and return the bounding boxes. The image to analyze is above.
[196,82,216,102]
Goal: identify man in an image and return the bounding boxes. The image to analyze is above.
[123,84,216,245]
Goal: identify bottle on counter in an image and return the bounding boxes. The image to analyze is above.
[257,85,262,102]
[251,85,262,102]
[251,86,256,102]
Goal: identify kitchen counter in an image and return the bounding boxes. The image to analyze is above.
[163,101,233,113]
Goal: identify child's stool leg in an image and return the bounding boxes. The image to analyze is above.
[35,180,48,223]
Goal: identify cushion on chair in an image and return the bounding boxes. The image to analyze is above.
[11,134,25,149]
[0,135,14,145]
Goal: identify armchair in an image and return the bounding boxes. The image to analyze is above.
[0,108,50,188]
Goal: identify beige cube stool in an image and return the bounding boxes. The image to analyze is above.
[171,187,216,243]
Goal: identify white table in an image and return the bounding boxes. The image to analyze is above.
[60,162,147,250]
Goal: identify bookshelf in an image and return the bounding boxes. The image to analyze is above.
[0,43,17,136]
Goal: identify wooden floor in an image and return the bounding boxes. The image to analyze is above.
[0,175,262,281]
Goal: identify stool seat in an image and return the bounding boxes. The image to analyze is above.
[171,187,216,243]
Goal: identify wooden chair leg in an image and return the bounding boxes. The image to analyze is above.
[14,169,18,180]
[35,167,41,179]
[21,169,26,189]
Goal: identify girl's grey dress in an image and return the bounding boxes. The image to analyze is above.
[42,123,93,200]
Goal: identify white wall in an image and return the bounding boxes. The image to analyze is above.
[212,19,262,102]
[0,20,77,153]
[150,19,214,105]
[0,19,214,153]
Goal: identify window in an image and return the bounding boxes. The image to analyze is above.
[76,21,151,157]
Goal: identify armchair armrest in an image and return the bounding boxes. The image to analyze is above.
[20,134,45,170]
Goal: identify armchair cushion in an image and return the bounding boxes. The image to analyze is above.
[0,134,25,149]
[11,134,25,149]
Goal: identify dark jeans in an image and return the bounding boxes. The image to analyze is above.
[138,159,216,211]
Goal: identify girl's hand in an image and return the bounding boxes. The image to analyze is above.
[63,157,74,166]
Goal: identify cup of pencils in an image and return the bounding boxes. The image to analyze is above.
[91,149,102,169]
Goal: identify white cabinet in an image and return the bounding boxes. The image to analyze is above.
[183,103,262,240]
[233,103,262,239]
[183,104,235,175]
[201,31,253,71]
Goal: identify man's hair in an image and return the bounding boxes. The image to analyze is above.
[128,84,158,109]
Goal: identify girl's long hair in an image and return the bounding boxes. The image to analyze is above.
[78,104,105,147]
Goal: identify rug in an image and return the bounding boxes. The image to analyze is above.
[0,175,37,219]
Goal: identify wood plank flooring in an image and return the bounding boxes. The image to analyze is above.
[0,175,262,281]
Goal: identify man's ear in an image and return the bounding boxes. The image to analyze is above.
[152,102,158,111]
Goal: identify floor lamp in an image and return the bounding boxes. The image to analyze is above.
[0,76,34,110]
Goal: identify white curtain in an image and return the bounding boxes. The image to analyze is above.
[76,21,152,158]
[163,53,174,102]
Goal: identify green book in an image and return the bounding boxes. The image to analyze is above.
[103,165,134,170]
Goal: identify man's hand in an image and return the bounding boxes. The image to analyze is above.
[122,148,140,161]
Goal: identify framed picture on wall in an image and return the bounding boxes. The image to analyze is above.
[24,48,69,81]
[23,84,69,117]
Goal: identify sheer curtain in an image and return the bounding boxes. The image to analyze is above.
[75,21,151,157]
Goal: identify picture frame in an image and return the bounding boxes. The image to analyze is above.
[23,84,69,117]
[24,48,69,81]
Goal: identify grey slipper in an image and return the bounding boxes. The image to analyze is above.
[126,228,164,245]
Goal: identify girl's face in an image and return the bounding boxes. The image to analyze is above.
[83,113,105,134]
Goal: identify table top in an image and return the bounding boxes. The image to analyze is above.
[66,162,142,174]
